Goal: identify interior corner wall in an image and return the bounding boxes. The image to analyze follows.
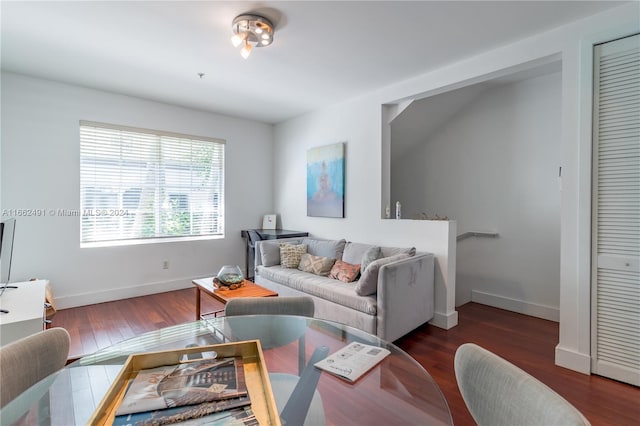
[272,3,639,373]
[0,72,274,308]
[392,72,562,321]
[273,99,458,330]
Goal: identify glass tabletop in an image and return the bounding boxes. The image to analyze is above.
[1,316,452,426]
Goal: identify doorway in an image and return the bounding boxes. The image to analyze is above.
[385,60,563,321]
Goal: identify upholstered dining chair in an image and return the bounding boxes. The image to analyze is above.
[454,343,591,426]
[224,295,315,317]
[224,296,326,426]
[225,296,315,375]
[0,327,70,408]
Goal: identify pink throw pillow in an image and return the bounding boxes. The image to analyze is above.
[329,260,361,283]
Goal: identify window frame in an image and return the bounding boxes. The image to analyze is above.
[79,120,225,247]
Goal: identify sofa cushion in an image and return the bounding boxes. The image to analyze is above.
[298,254,335,276]
[355,253,411,296]
[260,241,283,267]
[342,242,377,265]
[361,246,382,272]
[302,238,346,259]
[280,243,307,268]
[257,266,377,315]
[381,246,416,258]
[329,260,361,283]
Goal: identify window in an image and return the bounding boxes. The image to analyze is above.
[80,121,225,246]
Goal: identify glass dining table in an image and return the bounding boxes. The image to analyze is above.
[1,315,452,426]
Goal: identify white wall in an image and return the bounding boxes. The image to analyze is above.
[273,3,639,373]
[273,99,458,329]
[391,72,562,321]
[0,72,274,308]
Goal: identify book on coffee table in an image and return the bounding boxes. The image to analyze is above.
[314,342,390,382]
[115,357,249,416]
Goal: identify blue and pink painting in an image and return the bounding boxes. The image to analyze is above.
[307,142,345,218]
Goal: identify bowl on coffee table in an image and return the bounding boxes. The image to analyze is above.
[214,265,245,290]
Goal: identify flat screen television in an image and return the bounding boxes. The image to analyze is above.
[0,218,17,297]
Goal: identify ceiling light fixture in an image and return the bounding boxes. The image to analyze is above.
[231,14,274,59]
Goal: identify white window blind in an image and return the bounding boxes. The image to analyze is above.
[80,121,225,246]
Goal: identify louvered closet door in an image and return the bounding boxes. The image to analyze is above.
[591,33,640,386]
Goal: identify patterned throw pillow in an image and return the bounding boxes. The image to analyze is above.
[298,254,336,276]
[329,260,361,283]
[280,243,307,268]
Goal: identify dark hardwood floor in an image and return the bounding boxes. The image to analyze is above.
[51,289,639,425]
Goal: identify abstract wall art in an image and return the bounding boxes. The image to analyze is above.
[307,142,345,218]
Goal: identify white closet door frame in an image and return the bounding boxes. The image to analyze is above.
[591,33,640,386]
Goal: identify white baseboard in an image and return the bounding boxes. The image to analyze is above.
[55,279,193,309]
[471,290,559,322]
[555,344,591,374]
[429,310,459,329]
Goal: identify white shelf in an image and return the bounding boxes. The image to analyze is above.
[0,280,47,346]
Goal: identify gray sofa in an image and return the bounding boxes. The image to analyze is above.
[254,237,435,341]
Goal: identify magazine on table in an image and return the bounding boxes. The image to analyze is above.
[179,406,258,426]
[112,398,255,426]
[115,357,249,416]
[314,342,390,382]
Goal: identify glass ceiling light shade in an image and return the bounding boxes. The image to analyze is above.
[240,41,252,59]
[231,14,274,59]
[231,33,244,48]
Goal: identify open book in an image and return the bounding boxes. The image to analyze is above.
[314,342,390,382]
[115,357,249,416]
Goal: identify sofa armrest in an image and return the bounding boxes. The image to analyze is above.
[376,253,435,341]
[255,237,303,269]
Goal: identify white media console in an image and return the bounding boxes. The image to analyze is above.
[0,279,47,346]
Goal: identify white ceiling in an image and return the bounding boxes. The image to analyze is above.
[391,60,562,157]
[0,1,626,124]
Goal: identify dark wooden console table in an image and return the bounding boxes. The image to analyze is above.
[241,229,309,279]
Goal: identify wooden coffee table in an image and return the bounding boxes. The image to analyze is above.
[191,277,278,320]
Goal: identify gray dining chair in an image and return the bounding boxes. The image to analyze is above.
[454,343,590,426]
[0,327,70,408]
[224,295,315,317]
[224,296,325,426]
[224,296,315,374]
